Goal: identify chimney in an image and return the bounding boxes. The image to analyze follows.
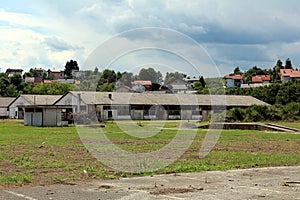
[77,94,81,113]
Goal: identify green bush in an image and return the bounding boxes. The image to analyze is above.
[225,103,300,122]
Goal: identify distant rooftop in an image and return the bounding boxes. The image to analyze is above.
[280,69,300,78]
[225,74,244,80]
[252,75,271,83]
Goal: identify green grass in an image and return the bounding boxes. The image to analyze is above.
[1,119,300,187]
[272,121,300,129]
[0,174,31,185]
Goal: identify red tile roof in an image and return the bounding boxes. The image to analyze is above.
[252,75,271,83]
[132,80,152,86]
[225,74,244,80]
[280,69,300,78]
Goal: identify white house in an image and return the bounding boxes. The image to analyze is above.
[8,95,62,119]
[183,77,201,88]
[225,74,244,88]
[167,79,195,94]
[0,97,15,118]
[5,68,23,77]
[280,69,300,83]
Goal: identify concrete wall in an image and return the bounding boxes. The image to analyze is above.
[24,112,42,126]
[181,110,192,120]
[103,110,118,120]
[55,93,86,113]
[0,108,8,118]
[226,79,234,88]
[9,97,30,119]
[24,108,65,127]
[43,108,61,126]
[131,110,143,120]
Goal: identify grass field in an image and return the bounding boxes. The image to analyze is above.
[0,119,300,188]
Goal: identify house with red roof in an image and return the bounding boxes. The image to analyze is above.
[132,80,152,91]
[280,69,300,83]
[252,75,271,85]
[225,74,244,88]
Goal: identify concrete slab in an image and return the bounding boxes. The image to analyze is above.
[1,166,300,200]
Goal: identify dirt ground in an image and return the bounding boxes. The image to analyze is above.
[1,166,300,200]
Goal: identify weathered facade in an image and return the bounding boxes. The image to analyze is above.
[0,98,15,118]
[22,105,71,127]
[8,95,62,119]
[54,92,269,122]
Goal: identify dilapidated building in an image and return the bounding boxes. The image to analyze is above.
[54,91,269,121]
[0,97,15,118]
[9,95,62,119]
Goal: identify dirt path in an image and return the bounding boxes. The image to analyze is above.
[1,166,300,200]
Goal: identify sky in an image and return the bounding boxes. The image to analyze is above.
[1,0,300,77]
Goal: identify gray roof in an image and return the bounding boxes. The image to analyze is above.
[19,95,62,105]
[171,84,189,90]
[64,91,270,107]
[0,97,15,107]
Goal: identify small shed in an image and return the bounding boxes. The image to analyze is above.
[21,105,72,127]
[8,95,62,119]
[0,97,15,118]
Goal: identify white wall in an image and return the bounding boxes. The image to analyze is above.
[226,79,234,88]
[9,97,30,119]
[43,108,61,126]
[24,112,42,126]
[55,93,86,113]
[0,108,8,117]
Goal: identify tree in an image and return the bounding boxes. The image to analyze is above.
[233,67,243,75]
[164,72,186,84]
[243,66,267,83]
[6,84,17,97]
[94,67,99,74]
[33,83,74,95]
[285,58,293,69]
[199,76,206,88]
[97,83,115,92]
[138,68,162,83]
[118,72,133,86]
[64,60,79,78]
[276,59,283,68]
[273,59,284,83]
[10,74,24,91]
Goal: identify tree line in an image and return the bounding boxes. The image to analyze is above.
[0,59,190,96]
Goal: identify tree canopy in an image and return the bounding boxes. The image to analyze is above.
[64,60,79,79]
[138,68,162,83]
[164,72,186,84]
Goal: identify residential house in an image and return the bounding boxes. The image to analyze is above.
[25,68,46,84]
[30,68,45,77]
[0,97,15,118]
[71,70,85,79]
[183,77,201,87]
[8,94,62,119]
[252,75,271,84]
[167,79,195,94]
[132,80,152,91]
[225,74,244,88]
[280,69,300,83]
[5,68,23,77]
[47,70,65,80]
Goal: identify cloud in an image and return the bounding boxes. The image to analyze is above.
[1,0,300,74]
[44,36,82,51]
